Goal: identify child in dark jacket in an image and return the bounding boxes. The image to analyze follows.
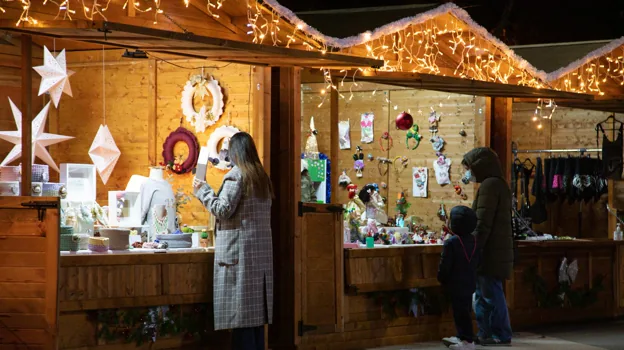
[438,206,479,350]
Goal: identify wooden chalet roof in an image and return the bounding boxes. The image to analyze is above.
[0,0,381,69]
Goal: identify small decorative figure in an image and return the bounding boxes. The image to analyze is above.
[454,183,468,200]
[339,170,352,187]
[437,203,447,222]
[354,160,365,178]
[459,122,467,137]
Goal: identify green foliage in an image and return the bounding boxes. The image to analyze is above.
[88,304,210,346]
[523,266,604,309]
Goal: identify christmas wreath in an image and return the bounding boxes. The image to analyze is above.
[161,127,199,174]
[181,75,225,133]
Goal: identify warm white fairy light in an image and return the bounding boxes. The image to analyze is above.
[553,46,624,95]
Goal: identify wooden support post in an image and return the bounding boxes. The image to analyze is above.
[330,82,339,203]
[487,97,512,183]
[21,34,33,195]
[608,180,616,239]
[269,67,300,350]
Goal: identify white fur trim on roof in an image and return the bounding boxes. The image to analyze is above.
[547,37,624,82]
[262,0,548,81]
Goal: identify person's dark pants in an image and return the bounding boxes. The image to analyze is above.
[451,291,474,343]
[231,326,265,350]
[475,275,512,342]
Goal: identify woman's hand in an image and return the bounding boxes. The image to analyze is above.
[193,176,206,192]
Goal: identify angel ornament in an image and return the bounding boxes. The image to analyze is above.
[305,117,319,159]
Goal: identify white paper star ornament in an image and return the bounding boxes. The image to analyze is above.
[33,46,75,108]
[89,124,120,184]
[0,98,73,172]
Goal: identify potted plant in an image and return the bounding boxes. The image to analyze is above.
[199,229,210,248]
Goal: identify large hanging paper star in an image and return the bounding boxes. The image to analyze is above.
[89,124,121,184]
[0,98,74,172]
[33,46,75,108]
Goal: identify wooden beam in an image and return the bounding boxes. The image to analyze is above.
[21,34,32,196]
[188,0,245,37]
[489,97,512,183]
[127,1,136,17]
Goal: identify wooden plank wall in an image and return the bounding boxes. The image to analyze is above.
[47,49,261,227]
[0,197,60,349]
[301,83,484,228]
[511,103,611,237]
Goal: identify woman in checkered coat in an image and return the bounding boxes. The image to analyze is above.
[193,132,273,350]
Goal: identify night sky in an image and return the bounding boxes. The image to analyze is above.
[277,0,624,45]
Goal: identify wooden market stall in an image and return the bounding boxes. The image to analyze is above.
[0,1,381,349]
[286,3,623,349]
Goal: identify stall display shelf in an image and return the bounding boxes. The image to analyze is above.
[60,247,212,255]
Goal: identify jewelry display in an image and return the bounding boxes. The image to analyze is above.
[377,157,391,176]
[393,156,410,176]
[379,132,393,151]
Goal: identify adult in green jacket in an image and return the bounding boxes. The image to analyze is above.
[462,147,513,346]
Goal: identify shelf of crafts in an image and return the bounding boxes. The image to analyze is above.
[343,239,624,328]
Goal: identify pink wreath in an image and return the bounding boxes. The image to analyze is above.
[162,127,199,174]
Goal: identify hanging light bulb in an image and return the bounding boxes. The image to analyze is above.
[537,123,543,130]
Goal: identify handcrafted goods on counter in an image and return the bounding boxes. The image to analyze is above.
[108,191,141,227]
[181,75,224,133]
[32,46,74,108]
[99,228,130,250]
[89,124,121,184]
[360,113,374,143]
[60,225,74,236]
[0,166,20,181]
[0,99,73,172]
[32,164,50,183]
[0,181,19,196]
[88,236,110,253]
[339,120,351,149]
[60,234,81,251]
[155,233,193,248]
[60,163,97,202]
[42,183,67,198]
[140,178,177,237]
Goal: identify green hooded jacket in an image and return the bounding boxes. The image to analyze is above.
[462,147,513,280]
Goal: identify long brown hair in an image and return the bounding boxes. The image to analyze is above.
[228,132,273,199]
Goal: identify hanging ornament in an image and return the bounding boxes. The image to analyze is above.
[431,136,445,152]
[0,98,73,172]
[354,160,365,178]
[454,183,468,200]
[367,153,374,161]
[428,110,440,139]
[89,125,121,184]
[305,116,319,158]
[406,124,422,150]
[437,203,447,221]
[33,46,74,108]
[395,111,414,131]
[459,122,467,137]
[206,125,240,171]
[181,75,225,133]
[352,146,364,161]
[412,167,428,198]
[338,171,352,187]
[347,184,358,199]
[379,131,393,151]
[161,127,200,174]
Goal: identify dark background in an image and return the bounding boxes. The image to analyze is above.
[278,0,624,45]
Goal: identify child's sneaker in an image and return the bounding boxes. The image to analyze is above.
[443,336,461,347]
[449,341,476,350]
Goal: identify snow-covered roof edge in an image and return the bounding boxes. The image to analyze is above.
[547,36,624,82]
[262,0,548,81]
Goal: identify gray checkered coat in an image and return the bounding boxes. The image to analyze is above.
[194,166,273,331]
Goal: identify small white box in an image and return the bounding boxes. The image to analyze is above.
[108,191,142,227]
[31,182,43,196]
[60,164,96,202]
[0,181,20,196]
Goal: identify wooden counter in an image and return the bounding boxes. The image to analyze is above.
[334,239,624,349]
[58,250,227,350]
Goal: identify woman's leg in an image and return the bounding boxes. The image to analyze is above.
[231,327,257,350]
[475,276,492,340]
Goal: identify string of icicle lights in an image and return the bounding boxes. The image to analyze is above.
[551,47,624,96]
[2,0,227,25]
[4,0,548,104]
